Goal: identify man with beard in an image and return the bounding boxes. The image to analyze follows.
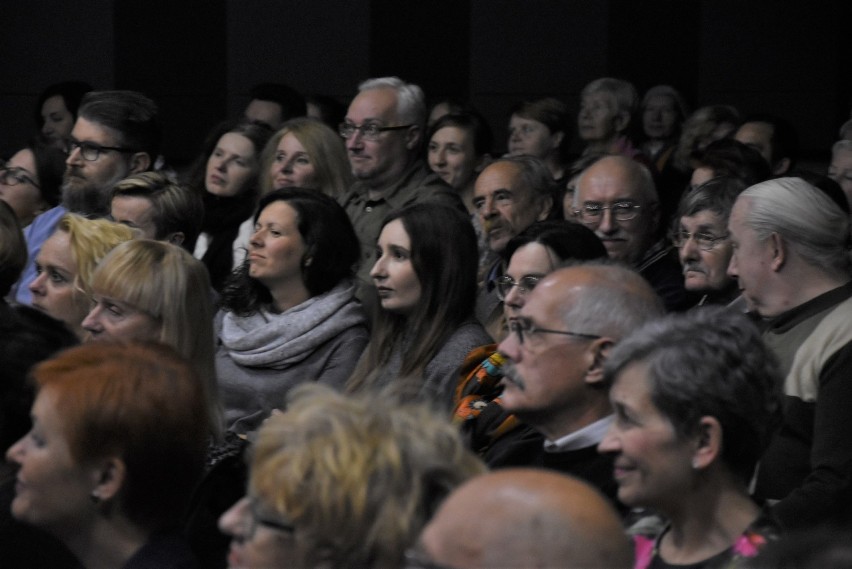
[492,262,663,508]
[14,90,159,304]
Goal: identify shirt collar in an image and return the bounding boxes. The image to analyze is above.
[544,415,614,452]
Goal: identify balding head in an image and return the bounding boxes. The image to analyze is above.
[573,155,659,265]
[418,469,632,569]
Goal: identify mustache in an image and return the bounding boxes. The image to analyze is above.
[682,262,704,274]
[501,360,526,391]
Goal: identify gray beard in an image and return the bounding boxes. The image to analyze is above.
[61,178,111,218]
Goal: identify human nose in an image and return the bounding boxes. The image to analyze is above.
[66,144,84,166]
[249,228,264,249]
[597,422,621,454]
[503,283,525,314]
[219,496,250,539]
[727,250,739,278]
[29,270,47,296]
[497,327,522,363]
[597,208,617,234]
[370,253,387,280]
[6,434,26,465]
[81,304,104,334]
[679,235,700,262]
[346,128,364,150]
[480,196,498,219]
[434,148,447,166]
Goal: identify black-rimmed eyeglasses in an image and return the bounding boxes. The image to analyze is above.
[67,139,137,161]
[0,167,40,188]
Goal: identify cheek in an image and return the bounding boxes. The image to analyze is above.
[294,165,317,186]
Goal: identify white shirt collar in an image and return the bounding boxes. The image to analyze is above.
[543,415,613,452]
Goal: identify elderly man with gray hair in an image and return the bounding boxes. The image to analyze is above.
[727,176,852,529]
[338,76,462,289]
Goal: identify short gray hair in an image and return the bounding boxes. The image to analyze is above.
[558,261,665,340]
[603,307,782,483]
[488,155,557,203]
[358,76,426,127]
[581,77,639,117]
[740,177,852,277]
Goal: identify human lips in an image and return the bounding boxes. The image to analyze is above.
[375,285,393,298]
[274,176,294,189]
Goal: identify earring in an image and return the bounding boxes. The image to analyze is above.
[90,492,101,504]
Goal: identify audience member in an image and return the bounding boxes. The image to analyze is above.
[82,239,222,436]
[216,189,367,435]
[427,96,472,127]
[260,117,352,198]
[734,113,798,176]
[0,200,28,300]
[454,221,607,461]
[28,214,134,339]
[491,263,662,504]
[34,81,93,150]
[673,104,741,173]
[578,77,642,158]
[828,139,852,208]
[0,137,66,227]
[473,155,555,338]
[415,469,633,569]
[15,90,160,304]
[347,202,490,408]
[640,85,689,171]
[6,342,209,568]
[599,307,782,567]
[188,119,273,291]
[727,177,852,528]
[243,82,306,130]
[427,111,493,212]
[507,97,572,182]
[110,171,203,250]
[218,383,485,569]
[573,155,693,311]
[338,76,463,289]
[689,138,772,190]
[673,176,748,307]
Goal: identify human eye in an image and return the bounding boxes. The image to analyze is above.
[614,404,637,428]
[26,426,46,448]
[49,269,67,284]
[446,144,462,154]
[427,141,439,153]
[363,123,382,137]
[472,197,485,211]
[212,148,224,158]
[105,302,125,318]
[494,190,513,205]
[274,151,286,163]
[583,203,603,214]
[295,155,311,165]
[390,246,409,260]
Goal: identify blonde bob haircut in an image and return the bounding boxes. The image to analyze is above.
[90,239,222,438]
[260,117,353,198]
[250,383,485,569]
[57,213,136,297]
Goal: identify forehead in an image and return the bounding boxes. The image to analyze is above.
[577,159,645,203]
[474,162,524,197]
[727,197,752,234]
[522,270,585,323]
[40,230,74,265]
[259,200,299,225]
[582,90,616,109]
[736,121,774,143]
[42,95,70,114]
[507,242,555,277]
[278,131,306,151]
[8,148,36,172]
[112,194,155,217]
[644,94,675,110]
[610,360,653,406]
[71,116,122,146]
[216,132,255,156]
[831,147,852,166]
[431,125,472,146]
[378,218,410,246]
[346,88,399,122]
[679,210,725,231]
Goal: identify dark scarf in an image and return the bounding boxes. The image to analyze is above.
[200,190,257,291]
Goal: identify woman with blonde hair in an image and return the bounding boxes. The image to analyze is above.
[82,239,222,437]
[219,383,484,569]
[27,213,135,338]
[261,117,353,198]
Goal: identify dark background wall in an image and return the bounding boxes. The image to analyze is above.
[2,0,849,168]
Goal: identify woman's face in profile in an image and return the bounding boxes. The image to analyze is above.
[28,230,92,338]
[81,291,161,344]
[598,361,697,509]
[219,496,304,569]
[371,219,422,316]
[6,388,98,531]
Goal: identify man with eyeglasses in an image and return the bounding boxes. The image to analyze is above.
[337,77,462,290]
[489,262,663,506]
[14,90,160,304]
[673,176,746,307]
[573,154,693,311]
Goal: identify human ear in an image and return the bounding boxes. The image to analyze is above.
[584,338,615,386]
[769,232,786,272]
[129,152,152,174]
[691,416,722,470]
[166,232,185,246]
[90,457,127,503]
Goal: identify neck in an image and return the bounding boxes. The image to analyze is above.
[763,266,849,318]
[65,516,150,569]
[268,279,312,313]
[658,469,759,565]
[458,182,476,214]
[534,395,611,441]
[365,156,415,200]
